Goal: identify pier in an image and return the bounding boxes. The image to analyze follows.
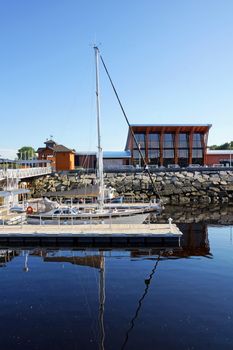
[0,223,182,247]
[0,163,52,209]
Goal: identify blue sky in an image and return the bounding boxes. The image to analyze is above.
[0,0,232,157]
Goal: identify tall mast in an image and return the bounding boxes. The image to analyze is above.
[94,46,105,211]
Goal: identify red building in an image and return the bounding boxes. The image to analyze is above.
[125,124,212,167]
[206,150,232,166]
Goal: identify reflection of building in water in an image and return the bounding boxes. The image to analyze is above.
[0,223,211,270]
[131,223,211,259]
[43,255,101,269]
[177,223,211,257]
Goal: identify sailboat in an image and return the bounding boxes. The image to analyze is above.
[27,46,162,225]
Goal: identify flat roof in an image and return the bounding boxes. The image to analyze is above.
[76,152,97,156]
[207,150,232,155]
[130,124,212,127]
[103,151,131,159]
[76,151,131,158]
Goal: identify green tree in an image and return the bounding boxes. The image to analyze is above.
[209,141,233,150]
[17,146,37,160]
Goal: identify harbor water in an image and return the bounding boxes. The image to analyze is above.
[0,206,233,349]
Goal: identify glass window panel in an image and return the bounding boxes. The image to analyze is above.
[178,133,189,148]
[163,133,174,148]
[178,149,189,158]
[148,133,160,148]
[134,133,146,148]
[192,133,202,148]
[148,149,160,159]
[163,149,174,158]
[192,149,203,158]
[133,149,145,159]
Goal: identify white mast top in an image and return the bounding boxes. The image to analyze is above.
[94,46,105,211]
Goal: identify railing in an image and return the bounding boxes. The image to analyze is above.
[0,170,5,180]
[0,166,52,180]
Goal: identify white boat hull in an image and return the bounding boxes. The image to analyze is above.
[27,212,150,225]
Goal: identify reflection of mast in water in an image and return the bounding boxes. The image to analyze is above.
[99,251,105,350]
[23,250,29,272]
[121,252,162,350]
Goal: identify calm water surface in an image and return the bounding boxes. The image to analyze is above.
[0,216,233,349]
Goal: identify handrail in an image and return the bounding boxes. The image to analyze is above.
[0,167,52,180]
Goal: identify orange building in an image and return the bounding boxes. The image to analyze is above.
[37,139,75,171]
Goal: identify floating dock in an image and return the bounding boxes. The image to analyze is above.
[0,223,182,247]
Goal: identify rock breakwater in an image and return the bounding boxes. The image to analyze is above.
[28,170,233,204]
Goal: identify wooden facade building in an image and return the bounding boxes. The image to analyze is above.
[125,124,212,167]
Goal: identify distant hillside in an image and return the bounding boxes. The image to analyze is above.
[209,141,233,150]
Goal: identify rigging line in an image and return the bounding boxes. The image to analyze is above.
[120,252,162,350]
[98,50,160,201]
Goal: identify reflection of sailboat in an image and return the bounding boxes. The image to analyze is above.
[99,251,105,350]
[23,250,29,272]
[44,250,106,349]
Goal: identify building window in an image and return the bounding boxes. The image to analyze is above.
[133,133,146,165]
[148,149,160,158]
[134,133,146,149]
[162,134,175,166]
[179,133,189,148]
[178,133,189,166]
[192,149,203,158]
[148,133,160,148]
[178,149,189,158]
[163,133,174,148]
[148,149,160,165]
[147,133,160,165]
[133,149,145,160]
[192,134,204,164]
[192,133,202,148]
[163,149,175,158]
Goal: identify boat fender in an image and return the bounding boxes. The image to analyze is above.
[26,206,33,214]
